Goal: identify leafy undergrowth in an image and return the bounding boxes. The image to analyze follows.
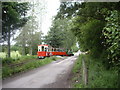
[71,54,85,88]
[2,56,58,79]
[87,58,118,88]
[2,55,37,65]
[71,54,119,88]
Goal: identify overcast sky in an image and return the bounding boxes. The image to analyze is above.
[40,0,60,35]
[9,0,60,45]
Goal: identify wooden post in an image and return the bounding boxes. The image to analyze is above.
[82,57,88,85]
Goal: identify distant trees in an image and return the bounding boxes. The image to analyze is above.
[2,2,30,57]
[15,1,45,55]
[15,16,42,55]
[2,1,46,56]
[44,18,76,49]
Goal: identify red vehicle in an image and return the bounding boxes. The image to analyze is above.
[37,44,73,59]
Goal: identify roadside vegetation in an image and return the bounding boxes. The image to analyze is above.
[72,54,118,88]
[2,55,58,79]
[54,2,120,88]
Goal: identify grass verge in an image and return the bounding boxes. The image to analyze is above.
[71,54,85,88]
[71,54,119,88]
[2,56,58,79]
[2,55,37,65]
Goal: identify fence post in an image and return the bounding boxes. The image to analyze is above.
[82,57,88,86]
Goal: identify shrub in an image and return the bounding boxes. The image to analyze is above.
[2,58,15,64]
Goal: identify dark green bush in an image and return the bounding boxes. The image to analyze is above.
[2,58,15,64]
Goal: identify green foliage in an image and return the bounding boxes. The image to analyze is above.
[71,44,79,52]
[72,54,119,88]
[55,2,80,19]
[0,52,7,59]
[2,2,30,57]
[50,56,57,61]
[87,57,118,88]
[72,17,105,57]
[72,54,87,88]
[2,57,15,64]
[69,2,120,67]
[0,51,21,59]
[56,2,120,88]
[44,18,76,49]
[11,45,22,51]
[2,56,58,79]
[72,55,83,74]
[15,16,42,55]
[103,10,120,66]
[2,54,36,65]
[2,66,13,78]
[2,2,30,40]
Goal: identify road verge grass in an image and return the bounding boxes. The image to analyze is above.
[2,56,58,79]
[71,54,85,88]
[2,55,37,65]
[71,54,119,88]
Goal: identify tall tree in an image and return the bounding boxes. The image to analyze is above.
[44,18,76,49]
[15,0,46,55]
[15,16,42,55]
[2,2,30,57]
[71,2,120,66]
[55,2,120,67]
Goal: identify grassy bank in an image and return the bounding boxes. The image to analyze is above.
[2,55,37,65]
[2,56,58,79]
[71,54,119,88]
[71,54,85,88]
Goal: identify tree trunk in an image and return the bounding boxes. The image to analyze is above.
[22,33,25,55]
[22,44,25,55]
[30,47,33,55]
[8,28,10,57]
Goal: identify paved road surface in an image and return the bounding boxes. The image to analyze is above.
[3,52,80,88]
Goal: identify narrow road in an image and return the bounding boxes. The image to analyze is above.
[3,52,80,88]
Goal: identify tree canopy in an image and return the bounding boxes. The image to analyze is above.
[2,2,30,41]
[55,2,120,68]
[2,2,30,57]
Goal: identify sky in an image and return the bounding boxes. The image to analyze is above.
[39,0,60,35]
[10,0,60,45]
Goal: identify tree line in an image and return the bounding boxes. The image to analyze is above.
[53,2,120,87]
[52,2,120,68]
[1,1,45,57]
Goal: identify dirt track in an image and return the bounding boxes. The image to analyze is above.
[3,52,80,88]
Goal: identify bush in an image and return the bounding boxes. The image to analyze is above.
[88,58,118,88]
[72,54,119,88]
[103,10,120,67]
[2,58,15,64]
[0,52,7,58]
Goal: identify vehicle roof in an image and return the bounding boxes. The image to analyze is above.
[38,44,49,46]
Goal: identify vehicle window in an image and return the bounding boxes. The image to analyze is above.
[45,48,47,51]
[42,46,44,51]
